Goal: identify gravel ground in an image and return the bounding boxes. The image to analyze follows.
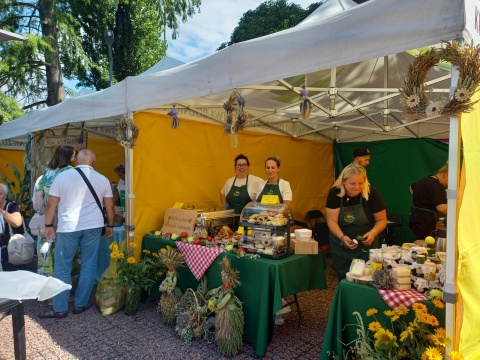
[0,256,338,360]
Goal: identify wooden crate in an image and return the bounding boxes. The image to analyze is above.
[290,238,318,254]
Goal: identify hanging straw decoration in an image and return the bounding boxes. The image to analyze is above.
[223,90,247,135]
[116,113,140,149]
[299,76,313,120]
[168,104,180,129]
[400,41,480,118]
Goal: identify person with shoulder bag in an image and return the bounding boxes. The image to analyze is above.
[0,183,32,271]
[34,145,77,278]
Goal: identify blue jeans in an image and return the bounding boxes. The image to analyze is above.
[52,228,102,312]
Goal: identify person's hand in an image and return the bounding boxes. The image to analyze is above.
[45,227,57,242]
[103,227,113,239]
[360,231,376,246]
[341,235,358,250]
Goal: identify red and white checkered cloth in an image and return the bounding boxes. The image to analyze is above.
[378,288,426,309]
[176,242,224,280]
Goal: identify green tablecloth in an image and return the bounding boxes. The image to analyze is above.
[320,280,446,359]
[142,235,328,357]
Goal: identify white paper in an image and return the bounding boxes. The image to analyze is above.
[0,270,71,301]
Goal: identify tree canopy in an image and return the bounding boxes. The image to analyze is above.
[0,0,201,112]
[217,0,320,50]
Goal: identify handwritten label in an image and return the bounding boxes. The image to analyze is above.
[44,134,87,149]
[260,195,280,204]
[172,202,184,209]
[161,208,197,236]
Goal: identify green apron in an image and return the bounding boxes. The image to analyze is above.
[329,197,377,280]
[226,176,251,214]
[257,180,284,204]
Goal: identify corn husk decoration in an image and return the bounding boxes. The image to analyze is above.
[168,104,180,129]
[223,90,247,135]
[205,257,244,357]
[158,246,185,326]
[174,277,210,345]
[116,114,140,149]
[299,86,313,120]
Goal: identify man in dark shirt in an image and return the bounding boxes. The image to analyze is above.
[408,162,448,239]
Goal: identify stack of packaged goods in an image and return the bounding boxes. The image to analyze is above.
[391,266,411,290]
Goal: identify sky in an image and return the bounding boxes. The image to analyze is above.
[66,0,317,90]
[165,0,317,63]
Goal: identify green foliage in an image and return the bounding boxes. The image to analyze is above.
[0,0,202,104]
[158,0,202,40]
[217,0,321,50]
[0,93,24,123]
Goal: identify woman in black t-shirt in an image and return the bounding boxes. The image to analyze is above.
[326,164,387,280]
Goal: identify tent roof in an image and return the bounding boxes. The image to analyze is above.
[0,29,27,42]
[0,0,467,142]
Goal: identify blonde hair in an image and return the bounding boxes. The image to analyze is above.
[336,164,371,200]
[437,161,448,175]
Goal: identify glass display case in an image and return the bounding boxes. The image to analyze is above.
[238,202,293,259]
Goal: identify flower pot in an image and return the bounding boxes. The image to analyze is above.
[125,286,141,315]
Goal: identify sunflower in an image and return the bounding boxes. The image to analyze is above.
[421,346,443,360]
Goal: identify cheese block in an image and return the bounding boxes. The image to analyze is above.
[391,267,411,277]
[393,282,411,290]
[393,276,411,285]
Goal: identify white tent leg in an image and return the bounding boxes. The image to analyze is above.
[444,65,460,356]
[125,113,135,246]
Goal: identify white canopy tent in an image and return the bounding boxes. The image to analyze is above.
[0,0,466,143]
[0,0,478,356]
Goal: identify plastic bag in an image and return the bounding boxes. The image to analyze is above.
[37,237,54,277]
[95,254,126,316]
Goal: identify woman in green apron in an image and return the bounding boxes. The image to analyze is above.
[326,164,387,280]
[220,154,263,214]
[256,156,292,207]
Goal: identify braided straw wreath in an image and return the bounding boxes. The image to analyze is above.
[400,41,480,118]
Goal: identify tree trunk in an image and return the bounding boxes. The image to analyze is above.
[38,0,65,106]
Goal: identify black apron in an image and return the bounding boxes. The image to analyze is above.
[226,176,251,214]
[257,180,284,204]
[329,197,377,280]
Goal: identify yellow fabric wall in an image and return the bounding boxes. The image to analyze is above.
[457,93,480,358]
[132,112,333,244]
[88,138,125,183]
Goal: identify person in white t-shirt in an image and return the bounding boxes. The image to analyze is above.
[39,149,115,319]
[220,154,263,214]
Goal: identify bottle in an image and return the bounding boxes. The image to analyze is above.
[436,228,447,253]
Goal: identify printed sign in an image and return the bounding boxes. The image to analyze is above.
[161,208,197,236]
[260,195,280,204]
